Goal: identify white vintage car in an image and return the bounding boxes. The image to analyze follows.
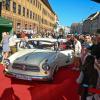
[4,38,74,81]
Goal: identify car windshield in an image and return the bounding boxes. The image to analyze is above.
[19,40,58,50]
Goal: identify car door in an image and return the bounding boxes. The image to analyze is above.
[57,49,74,67]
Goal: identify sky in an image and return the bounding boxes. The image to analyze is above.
[49,0,100,27]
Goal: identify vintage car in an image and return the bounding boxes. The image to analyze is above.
[4,38,74,81]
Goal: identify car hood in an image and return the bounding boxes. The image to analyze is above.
[9,49,55,66]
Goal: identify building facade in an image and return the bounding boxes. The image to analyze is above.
[64,26,70,34]
[1,0,56,34]
[82,12,100,34]
[70,22,83,34]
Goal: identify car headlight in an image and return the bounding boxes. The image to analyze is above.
[42,63,50,71]
[3,59,10,66]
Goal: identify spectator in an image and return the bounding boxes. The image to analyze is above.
[95,58,100,90]
[1,32,10,61]
[77,55,99,100]
[73,35,82,71]
[83,35,93,48]
[9,33,17,54]
[59,41,66,50]
[81,46,90,66]
[79,35,85,44]
[66,35,73,49]
[89,35,100,60]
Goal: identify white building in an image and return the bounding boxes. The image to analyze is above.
[64,26,70,34]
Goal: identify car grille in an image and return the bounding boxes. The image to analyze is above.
[12,63,40,72]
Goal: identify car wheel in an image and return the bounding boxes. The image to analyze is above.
[48,76,53,83]
[48,65,58,82]
[53,65,58,79]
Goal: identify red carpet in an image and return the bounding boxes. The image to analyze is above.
[0,64,79,100]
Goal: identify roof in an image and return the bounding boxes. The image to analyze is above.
[87,12,100,21]
[42,0,55,14]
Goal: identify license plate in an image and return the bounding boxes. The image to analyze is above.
[15,74,32,80]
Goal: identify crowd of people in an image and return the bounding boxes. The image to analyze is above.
[61,33,100,100]
[0,31,100,100]
[72,34,100,100]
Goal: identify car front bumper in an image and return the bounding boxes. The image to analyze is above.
[4,70,51,81]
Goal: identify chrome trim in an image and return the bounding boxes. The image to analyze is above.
[4,70,51,81]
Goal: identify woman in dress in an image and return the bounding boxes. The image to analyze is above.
[1,32,10,60]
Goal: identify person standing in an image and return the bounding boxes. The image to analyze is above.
[9,33,17,54]
[77,55,99,100]
[90,35,100,60]
[1,32,10,61]
[73,35,82,70]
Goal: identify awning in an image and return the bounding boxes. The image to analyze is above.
[0,17,13,27]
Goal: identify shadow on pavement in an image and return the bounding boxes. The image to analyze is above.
[0,87,20,100]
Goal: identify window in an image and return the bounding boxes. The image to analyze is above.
[13,2,16,13]
[33,0,35,5]
[27,9,29,18]
[33,12,35,20]
[37,15,39,21]
[30,25,32,29]
[17,23,21,32]
[23,7,25,16]
[38,2,41,10]
[18,5,21,15]
[36,0,37,7]
[30,11,32,19]
[25,24,27,29]
[35,14,37,21]
[6,0,10,11]
[30,0,32,3]
[17,23,21,29]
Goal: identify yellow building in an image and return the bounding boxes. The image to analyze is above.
[1,0,56,34]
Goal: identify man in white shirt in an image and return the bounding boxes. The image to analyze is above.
[9,34,17,54]
[73,35,82,71]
